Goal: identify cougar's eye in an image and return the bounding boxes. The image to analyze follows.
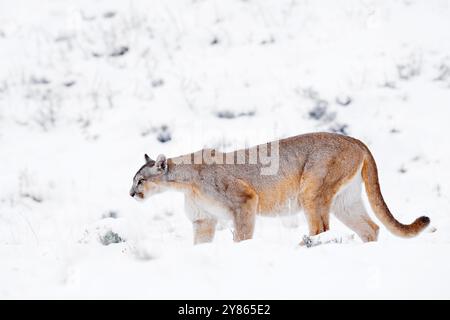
[138,179,145,185]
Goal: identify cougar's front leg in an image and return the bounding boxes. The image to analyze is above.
[193,218,217,244]
[230,180,259,242]
[185,196,217,244]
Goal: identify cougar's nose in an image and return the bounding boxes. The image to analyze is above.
[130,190,136,197]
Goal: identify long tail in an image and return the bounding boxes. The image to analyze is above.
[361,148,430,238]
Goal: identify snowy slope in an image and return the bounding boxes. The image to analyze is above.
[1,0,450,299]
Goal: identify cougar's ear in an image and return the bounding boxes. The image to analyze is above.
[144,154,153,163]
[156,154,168,173]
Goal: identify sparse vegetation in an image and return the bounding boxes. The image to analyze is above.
[102,211,119,219]
[1,0,450,299]
[215,110,255,119]
[99,230,125,245]
[329,123,349,135]
[157,125,172,143]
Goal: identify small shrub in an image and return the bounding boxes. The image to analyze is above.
[329,123,349,135]
[434,63,450,82]
[151,79,164,88]
[210,37,219,45]
[157,125,171,143]
[103,11,116,19]
[308,103,327,120]
[99,230,124,245]
[102,210,118,219]
[398,166,407,174]
[335,95,352,106]
[215,110,255,119]
[30,76,50,85]
[110,46,129,57]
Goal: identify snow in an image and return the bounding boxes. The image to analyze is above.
[1,0,450,299]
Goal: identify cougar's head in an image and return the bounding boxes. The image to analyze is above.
[129,154,168,200]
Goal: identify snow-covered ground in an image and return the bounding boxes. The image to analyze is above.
[1,0,450,299]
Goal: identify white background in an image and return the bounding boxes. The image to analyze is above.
[1,0,450,298]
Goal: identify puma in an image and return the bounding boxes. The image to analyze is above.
[129,132,430,244]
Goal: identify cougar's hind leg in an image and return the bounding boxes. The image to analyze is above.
[332,174,379,242]
[302,197,332,236]
[299,176,333,236]
[333,196,379,242]
[297,195,334,247]
[298,166,351,245]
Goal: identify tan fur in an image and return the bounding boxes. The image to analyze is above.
[257,174,300,216]
[130,132,430,244]
[193,218,217,244]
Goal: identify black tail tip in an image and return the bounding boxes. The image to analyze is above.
[417,216,430,226]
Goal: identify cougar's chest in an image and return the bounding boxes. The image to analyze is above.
[184,188,233,221]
